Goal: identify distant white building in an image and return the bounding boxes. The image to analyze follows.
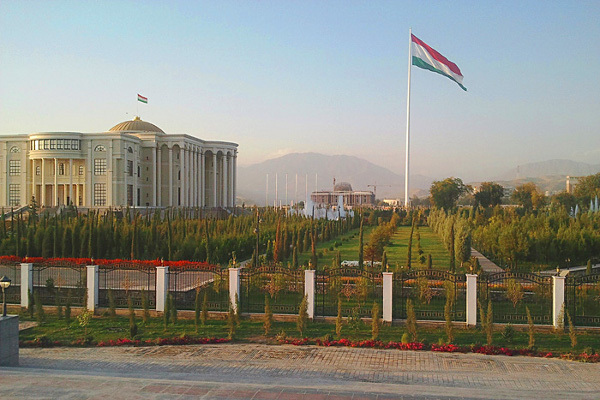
[0,117,237,208]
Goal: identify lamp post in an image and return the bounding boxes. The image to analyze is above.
[0,276,11,317]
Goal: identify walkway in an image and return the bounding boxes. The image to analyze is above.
[471,248,503,273]
[2,344,599,399]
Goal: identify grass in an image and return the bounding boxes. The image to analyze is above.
[297,225,452,271]
[18,311,600,355]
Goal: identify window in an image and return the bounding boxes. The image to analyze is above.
[95,145,106,152]
[9,160,20,175]
[94,183,107,206]
[9,184,20,206]
[127,185,133,206]
[137,166,140,177]
[127,160,133,176]
[64,140,71,150]
[57,140,63,150]
[127,147,133,153]
[79,165,84,175]
[72,140,80,150]
[137,188,140,206]
[50,139,56,150]
[9,146,20,153]
[58,163,65,175]
[94,159,107,175]
[178,170,181,180]
[36,166,41,176]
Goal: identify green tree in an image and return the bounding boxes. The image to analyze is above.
[474,182,504,208]
[511,182,546,210]
[358,217,364,269]
[264,295,273,336]
[573,172,600,204]
[430,178,469,210]
[297,295,308,337]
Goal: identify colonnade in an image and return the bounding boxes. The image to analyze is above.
[30,158,84,207]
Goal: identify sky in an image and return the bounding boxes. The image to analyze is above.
[1,0,599,182]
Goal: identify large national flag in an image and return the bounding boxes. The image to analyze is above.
[137,94,148,103]
[411,34,466,91]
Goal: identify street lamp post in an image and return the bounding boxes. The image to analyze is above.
[0,276,11,317]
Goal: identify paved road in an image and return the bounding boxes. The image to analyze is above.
[470,248,503,273]
[2,344,599,399]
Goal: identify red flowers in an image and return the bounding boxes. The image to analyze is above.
[6,256,220,270]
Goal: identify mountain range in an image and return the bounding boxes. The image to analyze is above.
[236,155,600,205]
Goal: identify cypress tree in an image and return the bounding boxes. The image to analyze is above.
[62,226,72,258]
[449,223,456,272]
[358,218,364,269]
[292,246,299,269]
[41,226,54,258]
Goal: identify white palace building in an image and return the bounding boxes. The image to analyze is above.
[0,117,238,208]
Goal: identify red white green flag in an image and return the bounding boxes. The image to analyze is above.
[411,34,466,91]
[137,94,148,103]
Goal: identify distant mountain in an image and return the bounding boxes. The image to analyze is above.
[237,152,433,206]
[498,159,600,181]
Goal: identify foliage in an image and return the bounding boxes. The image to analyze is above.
[201,291,208,327]
[194,290,201,332]
[486,301,493,346]
[526,307,535,349]
[227,303,236,340]
[501,324,515,344]
[511,183,546,210]
[264,295,273,336]
[108,289,116,318]
[506,278,524,308]
[28,289,34,318]
[141,289,150,323]
[169,293,177,324]
[35,293,45,323]
[567,310,577,348]
[430,177,469,210]
[64,295,71,325]
[371,301,380,341]
[444,296,454,343]
[234,293,241,327]
[573,172,600,204]
[474,182,504,208]
[335,297,343,337]
[297,295,308,337]
[77,308,92,337]
[406,299,418,342]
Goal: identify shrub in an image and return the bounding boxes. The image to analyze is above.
[567,310,577,349]
[486,301,493,346]
[194,290,201,333]
[234,293,241,327]
[55,291,63,320]
[107,289,116,318]
[65,295,72,325]
[141,289,150,323]
[264,295,273,336]
[335,297,343,338]
[348,307,362,331]
[128,295,138,339]
[201,291,208,327]
[371,302,380,341]
[28,289,35,318]
[406,299,418,342]
[169,293,177,324]
[227,303,236,340]
[34,293,45,323]
[501,324,515,344]
[77,308,92,337]
[556,303,565,334]
[401,332,410,344]
[444,298,454,344]
[526,307,535,349]
[297,295,308,337]
[163,294,170,330]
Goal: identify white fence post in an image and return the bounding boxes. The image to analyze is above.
[304,270,315,320]
[156,266,169,312]
[553,275,565,328]
[86,265,98,312]
[20,263,33,309]
[382,272,393,323]
[466,274,477,326]
[229,268,240,312]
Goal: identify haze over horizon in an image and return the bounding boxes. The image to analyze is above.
[1,1,599,182]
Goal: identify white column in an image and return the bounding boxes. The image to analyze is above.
[229,267,240,312]
[553,275,566,328]
[200,151,205,207]
[157,146,162,206]
[156,266,169,312]
[76,184,80,207]
[382,272,393,323]
[180,147,185,206]
[86,143,92,206]
[124,145,128,206]
[86,265,98,313]
[133,149,138,207]
[168,147,173,207]
[191,149,196,207]
[223,154,229,208]
[188,148,192,206]
[304,269,315,320]
[466,274,477,326]
[212,153,217,207]
[107,141,113,206]
[40,159,45,206]
[20,263,33,309]
[151,145,157,207]
[69,159,73,205]
[232,153,237,208]
[31,159,35,204]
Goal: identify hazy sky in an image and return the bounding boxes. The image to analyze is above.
[1,1,599,182]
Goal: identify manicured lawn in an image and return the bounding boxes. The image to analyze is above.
[296,226,375,267]
[18,311,600,355]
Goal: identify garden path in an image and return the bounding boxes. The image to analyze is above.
[470,248,503,273]
[2,343,599,399]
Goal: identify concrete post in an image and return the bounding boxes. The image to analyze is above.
[229,268,240,312]
[553,275,565,328]
[382,272,393,323]
[0,315,19,366]
[304,270,315,320]
[156,266,169,313]
[20,263,33,309]
[466,274,478,326]
[86,265,98,312]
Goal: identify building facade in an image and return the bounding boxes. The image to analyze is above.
[310,182,375,208]
[0,117,238,208]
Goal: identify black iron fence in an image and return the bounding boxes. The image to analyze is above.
[566,273,600,327]
[0,263,20,304]
[168,267,229,312]
[32,263,86,306]
[478,272,552,325]
[98,263,156,308]
[241,265,305,314]
[393,269,466,321]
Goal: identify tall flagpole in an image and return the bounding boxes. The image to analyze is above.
[404,28,412,208]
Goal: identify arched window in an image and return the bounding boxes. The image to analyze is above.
[127,147,133,153]
[36,166,41,176]
[94,145,106,152]
[9,146,20,153]
[79,165,84,175]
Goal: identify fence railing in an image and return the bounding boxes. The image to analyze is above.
[11,260,600,328]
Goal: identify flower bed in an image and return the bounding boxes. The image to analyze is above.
[0,255,219,270]
[20,336,229,348]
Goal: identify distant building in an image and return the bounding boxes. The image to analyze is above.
[0,116,237,208]
[310,182,375,208]
[383,199,402,207]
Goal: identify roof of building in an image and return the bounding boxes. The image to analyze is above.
[333,182,353,192]
[108,116,165,133]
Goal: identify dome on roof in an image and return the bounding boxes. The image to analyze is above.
[108,116,164,133]
[334,182,353,192]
